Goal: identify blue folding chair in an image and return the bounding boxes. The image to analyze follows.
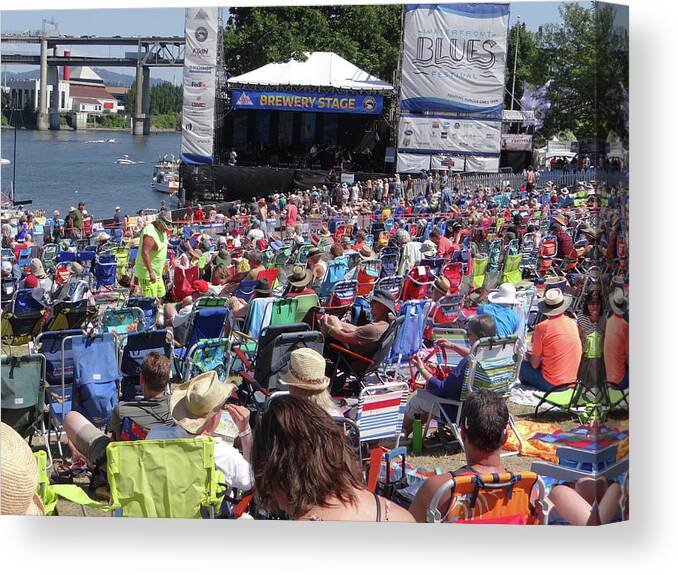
[390,299,433,364]
[120,330,172,400]
[95,254,117,289]
[233,279,259,303]
[126,296,158,330]
[320,256,349,301]
[70,332,121,429]
[173,307,228,379]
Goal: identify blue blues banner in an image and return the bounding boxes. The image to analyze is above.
[231,89,384,115]
[400,3,510,116]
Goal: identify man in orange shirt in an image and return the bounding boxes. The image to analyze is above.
[519,288,582,392]
[604,288,629,389]
[430,228,452,258]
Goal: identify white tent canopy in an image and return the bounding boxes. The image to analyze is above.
[227,51,393,92]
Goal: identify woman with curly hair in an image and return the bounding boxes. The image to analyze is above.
[252,395,414,522]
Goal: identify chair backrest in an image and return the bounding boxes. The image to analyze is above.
[257,268,279,289]
[0,353,46,439]
[47,299,91,331]
[401,265,433,301]
[12,289,45,316]
[233,279,260,303]
[374,275,404,302]
[292,293,319,324]
[258,329,325,391]
[126,296,158,329]
[185,307,229,348]
[427,472,540,524]
[356,259,381,297]
[120,330,172,378]
[472,256,488,289]
[362,315,406,374]
[355,380,409,443]
[268,297,299,327]
[102,307,144,336]
[242,296,275,339]
[391,300,432,360]
[320,257,349,300]
[487,240,503,272]
[431,328,469,368]
[95,259,117,289]
[431,296,462,328]
[105,437,222,518]
[185,338,230,380]
[36,329,85,385]
[71,333,120,428]
[326,280,357,308]
[461,336,522,400]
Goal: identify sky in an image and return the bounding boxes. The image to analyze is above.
[0,2,582,85]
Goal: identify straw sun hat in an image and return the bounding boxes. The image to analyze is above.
[278,348,330,390]
[539,288,573,317]
[170,371,236,434]
[1,422,45,516]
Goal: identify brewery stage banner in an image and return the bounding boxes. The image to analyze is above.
[501,133,533,151]
[400,3,510,117]
[181,7,218,165]
[398,114,502,155]
[397,152,431,173]
[231,89,383,114]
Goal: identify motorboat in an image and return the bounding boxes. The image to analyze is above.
[115,155,143,165]
[151,155,180,194]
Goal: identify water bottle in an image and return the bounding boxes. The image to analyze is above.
[412,416,423,455]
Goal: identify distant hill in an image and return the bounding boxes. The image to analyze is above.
[2,68,173,87]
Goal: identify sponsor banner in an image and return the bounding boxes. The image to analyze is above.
[501,133,533,151]
[607,141,624,158]
[546,140,579,155]
[231,89,383,114]
[398,115,501,154]
[340,173,355,184]
[397,152,431,173]
[465,155,500,173]
[181,7,218,165]
[400,3,510,116]
[430,154,465,171]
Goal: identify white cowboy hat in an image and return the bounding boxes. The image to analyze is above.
[421,240,437,257]
[1,422,45,516]
[170,371,235,435]
[97,232,111,242]
[539,288,573,317]
[488,283,520,306]
[278,348,330,390]
[609,287,627,316]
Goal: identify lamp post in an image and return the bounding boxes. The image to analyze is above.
[510,15,521,111]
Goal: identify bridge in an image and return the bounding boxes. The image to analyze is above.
[0,35,185,135]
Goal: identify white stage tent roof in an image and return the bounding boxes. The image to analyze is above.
[226,51,393,92]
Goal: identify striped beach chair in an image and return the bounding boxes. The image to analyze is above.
[422,336,524,457]
[354,381,409,452]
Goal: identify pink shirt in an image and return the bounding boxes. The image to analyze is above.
[286,203,298,227]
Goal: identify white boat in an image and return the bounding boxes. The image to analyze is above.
[151,155,180,194]
[116,154,143,165]
[0,158,10,165]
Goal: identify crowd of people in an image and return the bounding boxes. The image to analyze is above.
[1,168,629,524]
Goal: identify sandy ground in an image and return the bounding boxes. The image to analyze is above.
[36,400,628,518]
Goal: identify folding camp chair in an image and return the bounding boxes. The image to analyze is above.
[45,299,94,331]
[101,306,144,337]
[236,324,325,399]
[320,256,349,301]
[472,255,488,290]
[1,290,46,345]
[390,299,433,365]
[374,275,404,302]
[520,232,538,275]
[68,332,121,429]
[1,353,49,458]
[35,329,84,461]
[52,437,224,518]
[233,279,259,303]
[291,293,320,324]
[173,307,229,379]
[126,296,158,330]
[17,246,32,269]
[119,330,172,400]
[353,380,409,453]
[501,239,523,284]
[256,268,279,290]
[379,247,400,278]
[421,336,524,456]
[95,254,117,289]
[440,262,464,295]
[41,243,60,272]
[356,258,381,297]
[329,315,406,395]
[426,471,545,524]
[171,266,200,302]
[401,266,434,301]
[182,338,231,382]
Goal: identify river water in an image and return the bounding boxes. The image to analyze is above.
[0,128,182,219]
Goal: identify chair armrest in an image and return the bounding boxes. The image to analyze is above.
[328,343,371,364]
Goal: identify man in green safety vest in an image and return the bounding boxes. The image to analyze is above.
[134,211,172,298]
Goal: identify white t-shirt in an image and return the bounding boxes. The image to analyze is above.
[247,228,265,242]
[147,424,253,490]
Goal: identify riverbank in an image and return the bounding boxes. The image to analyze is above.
[1,125,179,133]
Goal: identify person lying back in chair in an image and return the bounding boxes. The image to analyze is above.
[404,314,496,438]
[409,390,528,523]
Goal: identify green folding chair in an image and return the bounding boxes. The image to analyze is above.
[472,256,488,289]
[269,298,299,327]
[52,437,225,518]
[1,354,49,456]
[292,293,320,324]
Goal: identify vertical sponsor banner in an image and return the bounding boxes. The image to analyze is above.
[400,3,510,116]
[181,7,218,165]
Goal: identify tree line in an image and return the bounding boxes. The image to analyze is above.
[222,2,628,143]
